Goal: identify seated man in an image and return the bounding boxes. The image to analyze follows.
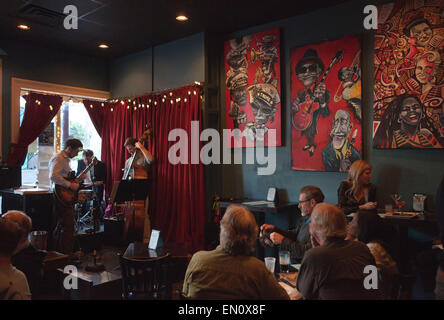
[3,210,47,298]
[183,205,289,300]
[77,149,107,222]
[0,217,31,300]
[296,203,381,300]
[259,186,324,263]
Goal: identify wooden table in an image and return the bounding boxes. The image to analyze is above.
[277,272,301,300]
[219,200,299,259]
[43,251,70,272]
[58,267,122,300]
[348,211,439,273]
[124,242,191,286]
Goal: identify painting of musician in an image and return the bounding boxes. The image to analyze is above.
[291,48,330,157]
[291,35,362,171]
[373,94,443,148]
[224,28,281,147]
[322,110,361,172]
[373,1,444,149]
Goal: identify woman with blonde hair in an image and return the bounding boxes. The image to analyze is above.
[337,160,377,215]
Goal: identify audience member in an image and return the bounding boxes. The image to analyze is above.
[338,160,377,215]
[3,210,47,298]
[296,203,381,299]
[347,211,399,299]
[183,205,289,300]
[259,186,324,263]
[0,217,31,300]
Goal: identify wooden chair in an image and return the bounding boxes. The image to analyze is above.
[118,253,173,300]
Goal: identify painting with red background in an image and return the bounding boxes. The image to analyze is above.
[290,35,362,171]
[224,27,281,148]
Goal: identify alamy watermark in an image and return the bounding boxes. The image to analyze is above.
[168,121,276,175]
[363,5,378,30]
[363,264,378,290]
[63,5,78,30]
[63,265,78,290]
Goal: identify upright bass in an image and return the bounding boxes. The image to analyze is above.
[122,125,153,242]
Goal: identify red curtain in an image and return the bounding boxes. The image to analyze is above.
[7,92,62,166]
[82,100,105,136]
[84,84,206,252]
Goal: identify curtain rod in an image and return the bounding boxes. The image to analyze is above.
[108,81,213,101]
[20,88,107,102]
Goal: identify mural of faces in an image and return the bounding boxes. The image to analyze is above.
[331,110,352,150]
[409,22,433,46]
[232,88,248,106]
[296,63,322,88]
[251,100,277,125]
[398,96,423,127]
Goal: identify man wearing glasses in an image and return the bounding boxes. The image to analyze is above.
[259,185,324,263]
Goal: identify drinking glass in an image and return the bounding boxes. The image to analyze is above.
[413,194,426,213]
[279,250,290,273]
[384,204,393,213]
[264,257,276,274]
[391,194,405,214]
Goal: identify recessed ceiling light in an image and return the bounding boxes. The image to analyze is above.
[98,44,109,49]
[17,24,30,30]
[176,15,188,21]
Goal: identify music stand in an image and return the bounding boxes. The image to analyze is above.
[110,179,150,242]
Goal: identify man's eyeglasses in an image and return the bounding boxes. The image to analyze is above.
[296,64,317,74]
[298,198,312,204]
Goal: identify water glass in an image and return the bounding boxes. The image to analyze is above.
[279,250,290,273]
[30,231,48,251]
[264,257,276,274]
[385,204,393,213]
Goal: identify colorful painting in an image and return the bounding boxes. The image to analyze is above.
[290,35,363,172]
[224,28,281,147]
[373,0,444,149]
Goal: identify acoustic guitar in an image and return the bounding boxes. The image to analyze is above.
[292,50,344,131]
[54,156,98,207]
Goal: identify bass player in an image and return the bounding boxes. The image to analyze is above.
[123,137,154,243]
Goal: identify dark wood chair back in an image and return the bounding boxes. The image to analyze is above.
[118,253,172,300]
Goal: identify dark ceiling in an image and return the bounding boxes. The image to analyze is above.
[0,0,346,60]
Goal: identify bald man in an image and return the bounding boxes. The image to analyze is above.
[3,211,47,297]
[296,203,381,300]
[183,205,289,300]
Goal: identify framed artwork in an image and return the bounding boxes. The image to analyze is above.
[290,35,362,171]
[224,27,281,148]
[373,0,444,149]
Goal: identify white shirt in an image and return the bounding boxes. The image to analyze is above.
[48,150,72,189]
[0,264,31,300]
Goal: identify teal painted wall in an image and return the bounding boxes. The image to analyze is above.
[110,32,205,97]
[219,0,444,215]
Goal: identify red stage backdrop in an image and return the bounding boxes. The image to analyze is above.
[290,35,363,172]
[224,27,281,148]
[373,0,444,149]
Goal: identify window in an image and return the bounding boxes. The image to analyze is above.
[21,94,101,187]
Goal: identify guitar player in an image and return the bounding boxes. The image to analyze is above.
[48,138,82,257]
[291,49,330,157]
